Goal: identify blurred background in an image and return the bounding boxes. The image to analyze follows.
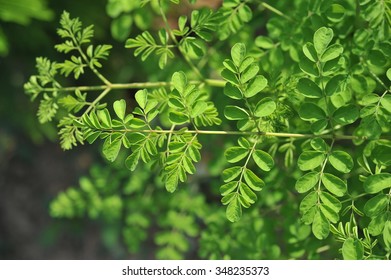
[0,0,131,259]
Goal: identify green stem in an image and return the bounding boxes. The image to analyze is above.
[101,128,368,140]
[259,1,294,22]
[84,87,112,115]
[41,79,226,93]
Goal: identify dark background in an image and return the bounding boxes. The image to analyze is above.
[0,0,126,259]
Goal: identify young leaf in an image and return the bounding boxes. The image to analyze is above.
[313,27,333,55]
[231,43,246,67]
[172,71,187,93]
[329,150,353,173]
[252,150,274,171]
[113,99,127,121]
[321,44,343,62]
[135,89,148,109]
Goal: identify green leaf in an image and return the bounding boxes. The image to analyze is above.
[381,95,391,113]
[299,103,326,121]
[329,150,354,173]
[342,237,364,260]
[298,151,325,171]
[254,98,276,117]
[220,181,238,196]
[333,105,359,125]
[239,182,257,204]
[169,112,189,124]
[222,166,242,182]
[224,83,242,99]
[166,172,179,193]
[321,44,343,62]
[321,173,347,197]
[364,173,391,194]
[125,150,140,171]
[364,194,388,217]
[384,221,391,249]
[297,78,322,98]
[231,43,246,67]
[300,191,317,215]
[313,27,333,55]
[325,74,346,96]
[312,210,330,239]
[295,171,319,193]
[102,137,122,162]
[245,75,267,98]
[299,56,319,76]
[191,101,207,118]
[252,150,274,171]
[368,212,388,236]
[255,36,274,49]
[326,4,345,22]
[226,195,242,222]
[319,192,342,213]
[172,71,187,93]
[220,192,236,207]
[319,204,339,223]
[224,105,249,120]
[113,99,126,121]
[303,42,317,62]
[243,168,264,191]
[310,137,328,152]
[225,146,249,163]
[135,89,148,109]
[240,63,259,83]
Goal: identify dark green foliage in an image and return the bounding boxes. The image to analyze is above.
[25,0,391,259]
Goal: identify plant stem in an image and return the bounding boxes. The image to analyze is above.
[260,1,294,22]
[105,128,368,140]
[84,87,112,115]
[41,79,226,93]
